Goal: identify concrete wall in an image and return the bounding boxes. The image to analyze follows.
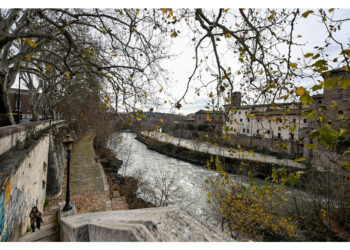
[0,120,64,156]
[170,129,304,157]
[60,206,232,242]
[0,135,49,241]
[46,130,66,198]
[0,120,67,241]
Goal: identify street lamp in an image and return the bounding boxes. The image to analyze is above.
[62,134,74,211]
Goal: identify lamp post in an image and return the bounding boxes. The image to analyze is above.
[62,135,74,211]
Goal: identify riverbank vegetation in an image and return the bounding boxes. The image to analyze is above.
[94,134,154,209]
[137,133,350,241]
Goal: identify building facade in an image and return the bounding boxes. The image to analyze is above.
[194,110,224,134]
[223,68,350,158]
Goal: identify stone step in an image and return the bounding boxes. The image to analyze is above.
[42,214,58,227]
[17,223,59,242]
[36,233,60,242]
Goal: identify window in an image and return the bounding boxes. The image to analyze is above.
[293,118,296,123]
[245,111,247,114]
[290,133,294,140]
[240,118,243,122]
[278,133,281,139]
[303,119,307,123]
[278,127,281,131]
[338,94,343,100]
[257,119,260,122]
[198,115,201,120]
[247,118,250,122]
[243,129,245,133]
[247,129,250,133]
[338,110,344,115]
[239,111,241,114]
[257,130,259,134]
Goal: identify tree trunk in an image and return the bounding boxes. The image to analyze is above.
[0,84,14,126]
[31,102,40,121]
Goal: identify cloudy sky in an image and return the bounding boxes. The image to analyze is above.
[8,1,350,115]
[157,8,350,115]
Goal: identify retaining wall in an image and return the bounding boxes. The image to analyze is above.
[0,120,66,241]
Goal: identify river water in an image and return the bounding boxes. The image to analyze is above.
[109,132,309,225]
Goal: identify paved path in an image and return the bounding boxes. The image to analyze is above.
[142,132,306,169]
[69,132,110,213]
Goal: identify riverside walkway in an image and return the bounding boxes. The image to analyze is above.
[46,131,127,215]
[69,132,111,213]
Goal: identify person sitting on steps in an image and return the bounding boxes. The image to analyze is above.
[29,206,43,232]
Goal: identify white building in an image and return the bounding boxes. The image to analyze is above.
[224,92,309,141]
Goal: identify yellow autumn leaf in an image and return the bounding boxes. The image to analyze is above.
[289,63,298,68]
[64,72,70,79]
[206,114,212,122]
[25,38,38,48]
[25,54,31,62]
[301,10,314,18]
[159,119,163,123]
[295,87,305,96]
[295,157,306,163]
[45,64,51,72]
[306,144,317,150]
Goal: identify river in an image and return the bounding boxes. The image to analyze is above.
[108,132,310,226]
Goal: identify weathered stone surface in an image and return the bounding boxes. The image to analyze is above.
[59,202,76,219]
[60,206,232,242]
[0,121,68,241]
[46,132,65,198]
[0,135,50,241]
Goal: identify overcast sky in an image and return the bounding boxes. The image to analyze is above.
[152,8,350,115]
[8,2,350,116]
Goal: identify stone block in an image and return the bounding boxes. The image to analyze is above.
[59,206,232,242]
[59,202,76,218]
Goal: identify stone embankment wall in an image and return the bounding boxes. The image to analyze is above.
[136,134,304,180]
[168,129,305,158]
[0,120,66,241]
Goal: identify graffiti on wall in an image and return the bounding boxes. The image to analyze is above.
[0,186,26,242]
[5,188,25,240]
[0,178,12,242]
[4,179,11,207]
[0,192,4,236]
[0,177,27,242]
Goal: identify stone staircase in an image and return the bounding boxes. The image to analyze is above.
[17,208,60,242]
